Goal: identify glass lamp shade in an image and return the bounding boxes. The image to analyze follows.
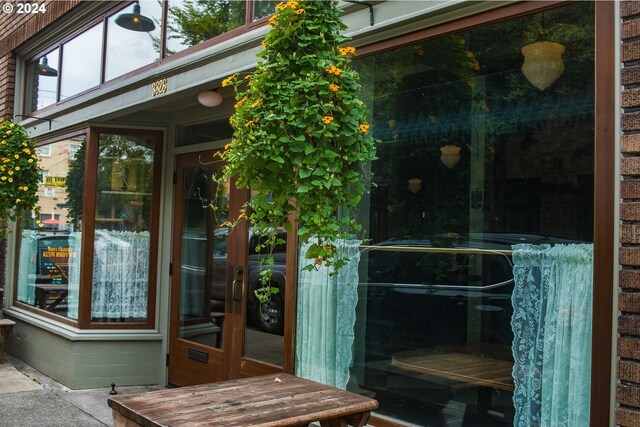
[197,90,223,107]
[37,57,58,77]
[115,3,156,32]
[407,178,422,194]
[440,144,461,169]
[521,41,565,91]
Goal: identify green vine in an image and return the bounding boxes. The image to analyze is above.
[0,120,41,239]
[218,0,376,296]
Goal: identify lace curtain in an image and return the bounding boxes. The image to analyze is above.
[66,232,82,319]
[17,230,38,306]
[511,243,593,427]
[296,239,362,389]
[91,230,150,319]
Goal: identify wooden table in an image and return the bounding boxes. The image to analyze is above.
[34,284,68,312]
[107,373,378,427]
[391,347,514,391]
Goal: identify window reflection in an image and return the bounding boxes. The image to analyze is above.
[15,136,86,320]
[348,3,595,425]
[91,134,156,323]
[60,23,103,100]
[252,0,279,20]
[26,48,59,112]
[105,0,162,81]
[165,0,246,57]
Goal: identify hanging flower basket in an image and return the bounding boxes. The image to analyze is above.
[218,0,376,290]
[0,120,41,239]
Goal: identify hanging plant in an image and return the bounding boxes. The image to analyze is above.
[0,120,41,239]
[218,0,376,295]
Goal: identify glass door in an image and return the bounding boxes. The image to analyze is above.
[168,150,285,386]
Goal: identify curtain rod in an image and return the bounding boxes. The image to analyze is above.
[359,244,513,255]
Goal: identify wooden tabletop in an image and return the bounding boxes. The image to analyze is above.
[108,373,378,427]
[391,346,514,391]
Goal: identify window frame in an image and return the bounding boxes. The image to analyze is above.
[349,2,614,426]
[22,0,274,115]
[11,128,164,330]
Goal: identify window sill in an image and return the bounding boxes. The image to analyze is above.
[3,307,163,341]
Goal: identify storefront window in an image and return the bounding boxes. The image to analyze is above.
[252,0,279,20]
[344,3,593,425]
[165,0,246,57]
[105,1,162,81]
[25,48,59,113]
[16,136,86,320]
[91,134,157,323]
[60,23,103,100]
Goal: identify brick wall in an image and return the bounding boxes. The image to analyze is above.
[618,2,640,426]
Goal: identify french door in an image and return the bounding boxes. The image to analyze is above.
[168,150,285,385]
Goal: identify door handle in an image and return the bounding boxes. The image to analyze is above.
[232,267,243,302]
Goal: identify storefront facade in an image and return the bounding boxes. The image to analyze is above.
[0,1,628,425]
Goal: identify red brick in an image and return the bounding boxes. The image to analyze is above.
[618,384,640,407]
[621,203,640,220]
[623,89,640,108]
[622,180,640,199]
[622,1,640,19]
[621,270,640,289]
[623,19,640,40]
[621,248,640,266]
[620,315,640,336]
[617,407,640,427]
[619,337,640,359]
[623,112,640,131]
[623,41,640,63]
[620,293,640,313]
[620,360,640,384]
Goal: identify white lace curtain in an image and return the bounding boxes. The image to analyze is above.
[295,239,362,389]
[511,243,593,427]
[91,230,150,319]
[17,230,38,306]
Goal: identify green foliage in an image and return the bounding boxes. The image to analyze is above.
[219,0,376,284]
[0,120,41,239]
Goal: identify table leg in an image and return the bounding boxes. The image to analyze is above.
[319,411,371,427]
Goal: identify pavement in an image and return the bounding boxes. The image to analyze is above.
[0,354,163,427]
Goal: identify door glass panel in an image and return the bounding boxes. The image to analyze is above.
[244,227,285,365]
[178,165,227,349]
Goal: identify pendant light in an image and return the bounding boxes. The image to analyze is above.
[521,41,565,91]
[197,90,223,107]
[36,56,57,77]
[115,2,155,32]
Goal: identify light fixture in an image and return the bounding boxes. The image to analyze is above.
[407,177,422,194]
[521,41,565,91]
[197,90,223,107]
[36,56,57,77]
[115,2,156,32]
[440,144,461,169]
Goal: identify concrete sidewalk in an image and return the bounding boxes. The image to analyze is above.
[0,355,162,427]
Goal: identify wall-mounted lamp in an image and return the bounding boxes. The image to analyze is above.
[115,2,155,32]
[197,89,223,107]
[440,144,461,169]
[36,56,57,77]
[521,41,565,91]
[407,177,422,194]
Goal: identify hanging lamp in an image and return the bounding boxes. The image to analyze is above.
[115,2,155,32]
[36,57,57,77]
[521,41,565,91]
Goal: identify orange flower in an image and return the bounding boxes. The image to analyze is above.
[339,46,356,56]
[315,257,323,265]
[295,8,304,14]
[326,65,342,75]
[322,116,334,124]
[329,84,339,92]
[360,124,370,133]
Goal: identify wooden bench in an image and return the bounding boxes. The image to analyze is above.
[108,373,378,426]
[0,318,16,364]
